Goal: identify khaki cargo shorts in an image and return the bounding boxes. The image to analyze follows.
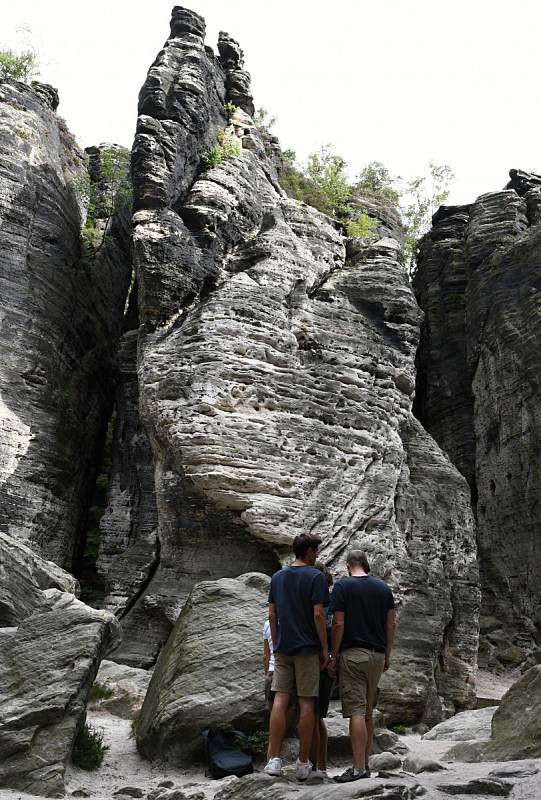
[271,652,320,697]
[339,647,385,719]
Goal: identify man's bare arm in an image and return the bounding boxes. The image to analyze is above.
[331,610,345,656]
[269,603,278,655]
[385,608,396,671]
[313,603,329,668]
[328,611,344,676]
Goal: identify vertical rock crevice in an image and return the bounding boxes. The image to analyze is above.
[0,81,132,571]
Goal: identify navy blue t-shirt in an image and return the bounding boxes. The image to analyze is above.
[268,566,329,655]
[330,576,395,653]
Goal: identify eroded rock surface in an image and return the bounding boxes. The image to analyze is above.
[91,660,152,719]
[136,573,269,763]
[0,80,131,569]
[126,6,479,723]
[0,531,120,796]
[484,665,541,760]
[97,329,161,667]
[423,706,497,742]
[213,773,422,800]
[414,171,541,667]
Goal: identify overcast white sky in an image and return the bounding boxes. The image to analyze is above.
[2,0,541,204]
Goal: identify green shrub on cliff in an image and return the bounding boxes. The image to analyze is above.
[0,48,38,83]
[280,146,453,272]
[345,211,377,238]
[279,146,352,219]
[73,145,132,258]
[355,161,401,205]
[202,128,242,168]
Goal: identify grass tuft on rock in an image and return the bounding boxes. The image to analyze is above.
[89,682,114,701]
[72,722,109,770]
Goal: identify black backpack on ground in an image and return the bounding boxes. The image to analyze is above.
[202,728,254,779]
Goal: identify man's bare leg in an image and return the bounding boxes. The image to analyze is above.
[317,719,328,770]
[297,696,316,763]
[349,713,368,771]
[309,718,319,767]
[267,692,290,759]
[365,717,375,770]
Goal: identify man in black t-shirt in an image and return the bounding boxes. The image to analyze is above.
[329,550,396,783]
[264,533,330,780]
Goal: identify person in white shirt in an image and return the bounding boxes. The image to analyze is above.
[263,619,276,712]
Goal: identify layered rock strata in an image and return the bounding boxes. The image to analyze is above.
[127,5,479,725]
[136,572,269,762]
[0,80,132,569]
[0,530,119,796]
[96,329,161,666]
[414,170,541,666]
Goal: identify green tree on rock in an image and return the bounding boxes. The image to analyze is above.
[355,160,400,205]
[401,160,454,268]
[78,145,132,256]
[0,48,38,83]
[305,146,351,218]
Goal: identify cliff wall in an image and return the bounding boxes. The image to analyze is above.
[103,6,481,723]
[0,80,132,570]
[414,170,541,667]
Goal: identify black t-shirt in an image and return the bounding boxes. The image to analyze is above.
[330,575,395,653]
[268,566,329,655]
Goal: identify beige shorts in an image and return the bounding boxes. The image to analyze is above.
[271,652,320,697]
[339,647,385,719]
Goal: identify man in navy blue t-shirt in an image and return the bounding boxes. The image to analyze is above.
[329,549,396,783]
[264,533,330,780]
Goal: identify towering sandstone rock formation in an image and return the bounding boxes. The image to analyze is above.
[414,170,541,668]
[100,5,481,725]
[0,80,131,570]
[0,11,484,772]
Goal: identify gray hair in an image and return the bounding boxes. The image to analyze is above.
[346,549,370,572]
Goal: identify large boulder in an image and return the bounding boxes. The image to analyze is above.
[136,573,269,763]
[423,706,497,742]
[212,773,422,799]
[483,665,541,760]
[0,531,120,796]
[90,659,152,719]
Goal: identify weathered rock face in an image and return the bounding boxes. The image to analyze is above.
[136,573,269,763]
[0,79,132,570]
[414,170,541,667]
[423,706,497,742]
[90,659,152,719]
[96,329,162,666]
[125,6,480,723]
[213,773,423,800]
[0,530,120,796]
[484,665,541,761]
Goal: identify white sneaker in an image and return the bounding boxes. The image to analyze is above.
[295,758,313,780]
[264,757,283,776]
